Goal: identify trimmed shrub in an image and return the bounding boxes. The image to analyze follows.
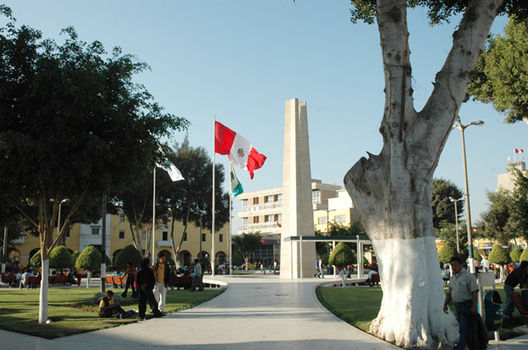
[328,242,356,268]
[75,246,102,272]
[510,247,522,263]
[438,243,456,263]
[30,249,41,267]
[71,251,80,267]
[473,247,482,262]
[488,244,511,265]
[50,246,73,269]
[114,245,142,270]
[321,253,330,266]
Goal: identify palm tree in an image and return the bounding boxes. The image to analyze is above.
[232,233,262,271]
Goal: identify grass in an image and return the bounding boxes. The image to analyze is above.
[316,284,527,340]
[0,287,224,339]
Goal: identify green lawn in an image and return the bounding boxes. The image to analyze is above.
[316,285,527,340]
[0,287,224,339]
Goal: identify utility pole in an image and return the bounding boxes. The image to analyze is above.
[100,195,107,292]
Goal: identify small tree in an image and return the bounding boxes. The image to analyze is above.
[232,233,261,271]
[520,249,528,262]
[510,247,522,263]
[473,248,482,262]
[438,243,456,264]
[49,246,73,269]
[329,242,356,287]
[488,244,511,282]
[114,244,142,270]
[76,246,101,288]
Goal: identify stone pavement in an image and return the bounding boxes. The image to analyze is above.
[1,275,527,350]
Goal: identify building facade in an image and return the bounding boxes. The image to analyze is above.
[9,213,230,268]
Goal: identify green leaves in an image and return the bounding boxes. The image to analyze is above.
[488,244,511,265]
[75,246,101,272]
[468,17,528,123]
[114,245,142,270]
[329,242,356,268]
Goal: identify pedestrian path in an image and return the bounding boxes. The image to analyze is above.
[1,276,527,349]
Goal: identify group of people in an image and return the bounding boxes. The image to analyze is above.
[443,255,528,350]
[99,253,204,320]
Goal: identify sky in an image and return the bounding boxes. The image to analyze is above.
[3,1,526,232]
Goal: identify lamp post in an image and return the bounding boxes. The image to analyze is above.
[449,196,464,253]
[57,199,68,238]
[453,116,484,274]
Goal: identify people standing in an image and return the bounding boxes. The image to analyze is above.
[121,262,137,298]
[153,253,170,312]
[443,255,479,350]
[503,260,528,317]
[191,258,203,291]
[136,258,162,320]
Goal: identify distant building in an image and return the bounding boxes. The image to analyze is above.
[497,159,527,192]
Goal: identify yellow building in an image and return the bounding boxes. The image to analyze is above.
[10,213,230,268]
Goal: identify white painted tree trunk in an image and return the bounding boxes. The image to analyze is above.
[86,271,91,288]
[38,259,49,324]
[343,1,502,348]
[340,269,346,288]
[499,265,505,282]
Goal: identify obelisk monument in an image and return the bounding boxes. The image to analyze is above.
[280,98,316,279]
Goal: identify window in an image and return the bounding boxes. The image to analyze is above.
[162,231,168,241]
[241,199,248,211]
[318,217,328,225]
[253,216,260,224]
[201,233,206,242]
[183,232,187,241]
[91,226,100,235]
[242,218,248,227]
[265,215,273,222]
[219,234,223,242]
[275,194,282,201]
[141,232,147,241]
[252,197,259,205]
[119,214,125,223]
[312,190,321,204]
[119,230,125,239]
[65,228,70,237]
[334,215,347,224]
[264,195,274,203]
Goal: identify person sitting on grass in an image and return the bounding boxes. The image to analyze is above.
[98,290,126,318]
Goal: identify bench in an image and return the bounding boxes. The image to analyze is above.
[169,275,192,290]
[49,274,68,285]
[104,275,126,287]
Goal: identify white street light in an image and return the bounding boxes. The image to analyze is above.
[453,116,484,274]
[449,196,464,253]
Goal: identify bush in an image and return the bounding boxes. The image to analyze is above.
[510,247,522,263]
[50,246,73,269]
[438,243,456,263]
[488,244,511,265]
[329,242,356,268]
[473,247,482,262]
[30,249,41,267]
[75,246,102,272]
[520,248,528,262]
[321,253,330,266]
[114,245,142,270]
[232,255,244,267]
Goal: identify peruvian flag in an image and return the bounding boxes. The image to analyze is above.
[515,148,524,153]
[215,121,267,179]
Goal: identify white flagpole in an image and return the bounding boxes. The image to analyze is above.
[212,116,216,276]
[229,162,233,275]
[152,166,156,265]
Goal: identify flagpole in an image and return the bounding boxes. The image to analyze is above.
[212,115,216,276]
[229,162,233,276]
[152,166,156,265]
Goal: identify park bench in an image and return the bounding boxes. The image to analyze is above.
[104,275,126,288]
[169,275,192,290]
[49,274,68,285]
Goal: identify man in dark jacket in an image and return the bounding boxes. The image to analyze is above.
[503,261,528,317]
[136,258,162,320]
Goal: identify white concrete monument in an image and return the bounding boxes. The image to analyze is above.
[280,98,316,279]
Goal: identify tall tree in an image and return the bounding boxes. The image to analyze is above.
[0,7,187,323]
[479,190,516,244]
[344,1,526,348]
[468,17,528,123]
[161,139,229,267]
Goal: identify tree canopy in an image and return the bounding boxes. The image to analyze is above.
[468,17,528,123]
[488,244,511,265]
[432,178,464,229]
[232,233,261,263]
[328,242,356,268]
[114,244,143,270]
[75,246,102,272]
[49,246,73,269]
[438,243,456,264]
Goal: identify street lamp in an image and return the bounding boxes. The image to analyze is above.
[453,116,484,274]
[57,199,68,237]
[449,196,464,253]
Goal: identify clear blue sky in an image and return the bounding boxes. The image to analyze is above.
[3,1,526,231]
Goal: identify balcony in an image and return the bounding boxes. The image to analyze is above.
[157,240,172,247]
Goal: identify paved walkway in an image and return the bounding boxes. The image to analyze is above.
[1,276,527,349]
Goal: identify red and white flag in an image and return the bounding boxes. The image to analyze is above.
[515,148,524,153]
[215,121,267,179]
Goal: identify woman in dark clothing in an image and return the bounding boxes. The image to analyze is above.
[136,258,163,320]
[503,261,528,317]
